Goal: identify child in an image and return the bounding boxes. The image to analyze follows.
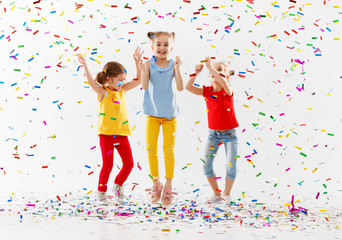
[77,47,143,205]
[140,31,183,207]
[185,56,239,204]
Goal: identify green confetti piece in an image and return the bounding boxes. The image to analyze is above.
[292,131,298,135]
[99,113,106,116]
[51,156,56,159]
[18,45,24,48]
[200,158,206,163]
[259,112,266,116]
[14,69,21,72]
[256,172,261,177]
[252,123,259,127]
[201,5,206,10]
[307,43,313,46]
[173,11,177,16]
[289,13,296,16]
[110,118,117,120]
[323,192,328,194]
[274,183,278,187]
[255,202,264,205]
[270,115,275,121]
[300,152,307,157]
[235,28,241,33]
[312,37,317,39]
[333,20,339,23]
[228,18,235,22]
[148,174,153,179]
[233,49,239,51]
[323,184,327,188]
[246,5,253,9]
[182,166,187,170]
[122,120,129,124]
[112,27,117,31]
[327,133,334,136]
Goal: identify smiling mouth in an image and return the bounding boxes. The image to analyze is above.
[158,51,167,55]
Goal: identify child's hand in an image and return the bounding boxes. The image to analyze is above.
[139,60,148,73]
[133,46,144,64]
[195,64,203,75]
[77,56,86,65]
[174,56,181,68]
[204,56,213,71]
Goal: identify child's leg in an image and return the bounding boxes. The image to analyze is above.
[146,115,162,185]
[113,136,134,186]
[162,117,177,189]
[98,135,115,192]
[202,130,221,196]
[223,129,238,195]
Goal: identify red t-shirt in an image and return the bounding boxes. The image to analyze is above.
[203,85,239,130]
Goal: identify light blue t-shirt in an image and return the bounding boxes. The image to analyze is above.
[143,57,179,117]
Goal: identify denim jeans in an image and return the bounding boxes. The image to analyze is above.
[203,128,238,180]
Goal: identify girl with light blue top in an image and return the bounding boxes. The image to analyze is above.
[139,31,183,207]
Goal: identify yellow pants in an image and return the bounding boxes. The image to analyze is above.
[145,115,177,180]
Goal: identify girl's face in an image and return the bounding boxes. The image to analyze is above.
[210,63,227,83]
[106,73,126,91]
[151,34,173,59]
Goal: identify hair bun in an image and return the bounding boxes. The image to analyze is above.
[147,32,155,39]
[229,70,235,76]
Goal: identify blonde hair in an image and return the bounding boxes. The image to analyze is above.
[95,61,125,85]
[147,31,175,43]
[214,61,235,77]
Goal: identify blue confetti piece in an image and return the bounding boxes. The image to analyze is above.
[11,83,17,87]
[193,188,199,193]
[153,55,157,61]
[0,34,4,40]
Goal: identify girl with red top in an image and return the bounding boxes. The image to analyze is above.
[185,56,239,205]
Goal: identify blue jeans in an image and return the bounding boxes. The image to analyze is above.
[203,128,238,180]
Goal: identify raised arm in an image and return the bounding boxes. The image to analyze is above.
[140,60,150,90]
[205,56,233,96]
[174,56,184,91]
[77,56,105,98]
[185,64,204,96]
[123,46,144,92]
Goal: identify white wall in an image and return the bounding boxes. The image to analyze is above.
[1,0,342,206]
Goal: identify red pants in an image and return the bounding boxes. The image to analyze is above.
[98,134,134,192]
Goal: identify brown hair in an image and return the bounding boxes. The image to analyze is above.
[147,31,175,43]
[95,61,125,85]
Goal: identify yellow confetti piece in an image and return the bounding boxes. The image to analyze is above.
[320,210,327,212]
[306,3,312,5]
[104,4,110,7]
[257,98,263,103]
[17,96,23,99]
[145,20,151,24]
[59,54,63,60]
[11,5,15,11]
[334,38,340,40]
[115,49,120,52]
[94,59,101,64]
[131,125,136,131]
[284,211,288,217]
[228,162,233,168]
[84,81,90,85]
[24,73,31,76]
[242,192,245,198]
[321,129,326,132]
[294,199,300,203]
[187,163,192,165]
[60,11,65,16]
[210,45,216,48]
[195,121,200,124]
[209,147,215,150]
[271,1,277,6]
[87,190,92,195]
[292,226,298,230]
[179,17,185,21]
[257,137,263,142]
[265,11,272,18]
[15,87,19,91]
[254,21,260,25]
[333,6,340,8]
[312,168,317,173]
[220,5,226,8]
[295,146,302,150]
[202,13,208,16]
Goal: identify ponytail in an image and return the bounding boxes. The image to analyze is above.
[95,71,107,85]
[147,31,175,42]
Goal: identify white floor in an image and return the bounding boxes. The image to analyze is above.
[1,189,341,240]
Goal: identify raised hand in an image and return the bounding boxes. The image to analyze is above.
[77,55,86,65]
[195,64,204,75]
[174,56,181,68]
[133,46,144,64]
[204,56,212,71]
